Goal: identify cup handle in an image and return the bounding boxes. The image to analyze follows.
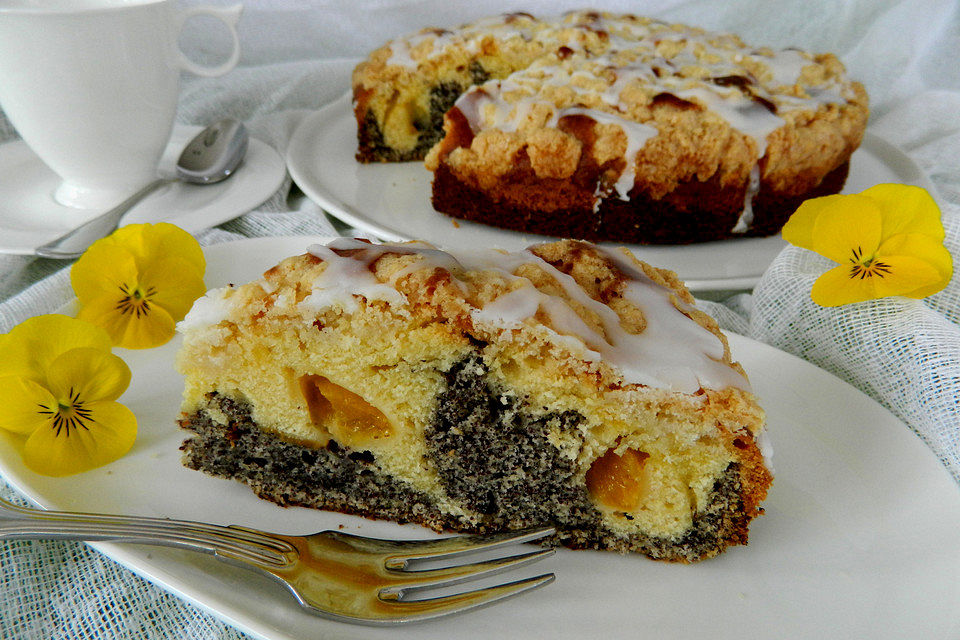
[176,4,243,78]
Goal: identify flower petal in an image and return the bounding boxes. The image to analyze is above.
[879,232,953,278]
[0,377,57,435]
[117,302,176,350]
[76,294,133,346]
[99,224,148,258]
[879,233,954,298]
[810,194,883,265]
[78,294,177,350]
[147,223,206,275]
[22,401,137,476]
[861,184,945,242]
[71,242,139,305]
[139,257,207,322]
[0,315,112,383]
[781,194,846,251]
[103,223,204,275]
[866,255,943,298]
[45,348,131,404]
[811,256,942,306]
[811,265,873,306]
[902,278,953,300]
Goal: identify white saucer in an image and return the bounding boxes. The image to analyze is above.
[0,125,287,256]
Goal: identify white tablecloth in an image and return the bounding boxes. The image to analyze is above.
[0,1,957,638]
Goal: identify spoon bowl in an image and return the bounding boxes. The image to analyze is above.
[35,119,249,260]
[176,119,248,184]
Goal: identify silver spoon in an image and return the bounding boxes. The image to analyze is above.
[35,119,249,260]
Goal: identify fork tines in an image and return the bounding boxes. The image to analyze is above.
[375,526,557,623]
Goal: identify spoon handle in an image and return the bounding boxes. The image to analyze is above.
[35,178,171,260]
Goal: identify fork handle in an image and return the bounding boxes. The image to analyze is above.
[0,496,294,568]
[0,519,259,560]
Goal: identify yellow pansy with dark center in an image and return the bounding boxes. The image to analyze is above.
[71,223,206,349]
[782,184,952,307]
[0,315,137,476]
[116,282,157,318]
[847,246,890,279]
[39,386,95,437]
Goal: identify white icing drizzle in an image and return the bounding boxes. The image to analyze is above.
[756,428,775,470]
[301,243,408,313]
[764,48,811,87]
[306,239,749,394]
[732,165,761,233]
[386,30,460,68]
[385,14,539,68]
[673,86,783,159]
[385,37,418,68]
[471,283,541,327]
[257,278,277,294]
[179,237,751,398]
[560,107,657,200]
[177,286,234,332]
[455,82,527,133]
[593,246,747,392]
[454,86,656,203]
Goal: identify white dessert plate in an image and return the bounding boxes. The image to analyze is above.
[287,93,936,291]
[0,126,287,256]
[1,235,958,640]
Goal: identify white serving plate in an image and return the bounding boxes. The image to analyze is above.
[0,236,957,640]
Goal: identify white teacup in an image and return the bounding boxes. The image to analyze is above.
[0,0,242,210]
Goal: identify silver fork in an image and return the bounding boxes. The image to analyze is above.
[0,496,555,625]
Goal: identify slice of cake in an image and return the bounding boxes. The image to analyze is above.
[352,10,868,243]
[176,238,772,562]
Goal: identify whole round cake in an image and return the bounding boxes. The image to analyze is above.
[352,11,869,244]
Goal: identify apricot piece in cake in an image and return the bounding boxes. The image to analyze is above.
[299,374,393,446]
[586,447,651,512]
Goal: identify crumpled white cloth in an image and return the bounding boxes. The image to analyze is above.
[0,1,958,638]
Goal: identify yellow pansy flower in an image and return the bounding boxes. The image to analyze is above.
[782,184,953,307]
[0,315,136,476]
[71,223,206,349]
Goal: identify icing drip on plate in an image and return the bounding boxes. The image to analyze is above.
[305,239,749,394]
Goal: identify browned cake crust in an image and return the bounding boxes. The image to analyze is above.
[431,156,850,244]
